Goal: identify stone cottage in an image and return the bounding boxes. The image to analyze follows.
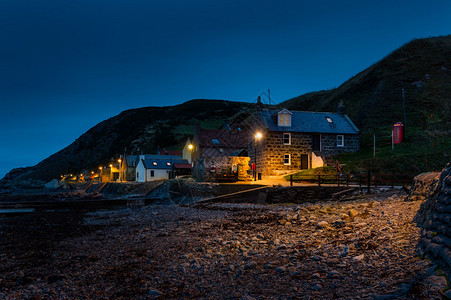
[191,125,250,181]
[249,106,359,176]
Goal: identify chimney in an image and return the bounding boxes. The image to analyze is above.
[257,96,263,110]
[337,100,345,115]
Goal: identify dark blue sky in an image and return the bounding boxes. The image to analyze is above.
[1,0,450,179]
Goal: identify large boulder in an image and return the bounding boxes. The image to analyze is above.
[405,172,440,202]
[414,162,451,281]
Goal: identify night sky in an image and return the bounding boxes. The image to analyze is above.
[1,0,451,179]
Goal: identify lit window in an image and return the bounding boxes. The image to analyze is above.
[284,154,291,165]
[212,139,219,144]
[219,148,223,153]
[278,113,291,126]
[283,133,291,145]
[326,116,333,123]
[337,135,344,147]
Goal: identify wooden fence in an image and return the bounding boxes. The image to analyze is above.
[288,171,414,192]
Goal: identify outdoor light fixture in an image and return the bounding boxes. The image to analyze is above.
[188,144,194,150]
[254,132,262,181]
[118,159,122,163]
[109,164,113,168]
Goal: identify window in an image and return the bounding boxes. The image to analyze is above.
[219,148,224,153]
[284,154,291,165]
[283,133,291,145]
[212,139,219,144]
[150,170,155,177]
[337,135,344,147]
[278,113,291,126]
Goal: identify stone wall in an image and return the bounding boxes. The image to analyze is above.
[193,156,250,182]
[253,131,359,176]
[321,134,360,156]
[414,162,451,280]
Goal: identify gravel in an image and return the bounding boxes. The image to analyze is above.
[0,190,446,299]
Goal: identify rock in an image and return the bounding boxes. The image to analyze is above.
[311,273,321,279]
[288,267,298,276]
[353,254,364,261]
[325,258,340,265]
[317,221,329,228]
[244,261,257,269]
[312,283,322,291]
[148,289,162,297]
[348,209,359,219]
[341,213,350,220]
[327,270,342,278]
[275,266,287,274]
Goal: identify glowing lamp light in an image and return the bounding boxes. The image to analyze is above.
[109,164,113,168]
[188,144,193,150]
[99,167,103,170]
[255,132,262,139]
[118,159,122,163]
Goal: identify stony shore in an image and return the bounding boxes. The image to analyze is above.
[0,189,448,299]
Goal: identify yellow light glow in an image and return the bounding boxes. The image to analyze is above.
[109,164,113,168]
[118,159,122,163]
[99,167,102,170]
[188,144,193,150]
[91,171,94,174]
[255,132,262,139]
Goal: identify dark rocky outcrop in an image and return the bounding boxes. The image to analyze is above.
[414,162,451,280]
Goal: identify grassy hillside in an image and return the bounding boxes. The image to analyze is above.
[4,100,249,182]
[283,35,451,173]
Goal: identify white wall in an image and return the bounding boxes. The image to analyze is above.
[311,152,325,168]
[135,160,146,182]
[146,169,169,181]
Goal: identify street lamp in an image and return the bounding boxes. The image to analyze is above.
[118,158,122,182]
[254,132,262,181]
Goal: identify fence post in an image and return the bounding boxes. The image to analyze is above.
[290,175,293,187]
[318,175,321,187]
[337,174,339,186]
[367,170,371,194]
[346,175,349,186]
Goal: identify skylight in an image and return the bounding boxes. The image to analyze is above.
[325,116,333,123]
[152,161,157,166]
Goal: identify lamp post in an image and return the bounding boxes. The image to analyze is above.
[254,132,262,181]
[99,166,103,182]
[118,158,122,182]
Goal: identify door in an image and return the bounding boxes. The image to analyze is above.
[312,134,320,151]
[301,154,309,170]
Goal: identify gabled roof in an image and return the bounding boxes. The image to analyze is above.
[141,158,190,170]
[259,109,359,134]
[196,128,248,148]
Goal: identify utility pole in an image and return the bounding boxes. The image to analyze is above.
[402,88,406,136]
[373,134,376,157]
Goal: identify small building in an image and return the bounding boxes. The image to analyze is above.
[135,155,191,182]
[191,125,250,181]
[249,106,359,176]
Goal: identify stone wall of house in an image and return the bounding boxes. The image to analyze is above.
[321,134,360,156]
[414,162,451,281]
[193,156,250,182]
[257,131,313,176]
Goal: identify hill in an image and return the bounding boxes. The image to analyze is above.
[2,99,250,183]
[3,36,451,185]
[283,35,451,173]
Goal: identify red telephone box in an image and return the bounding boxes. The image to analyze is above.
[393,122,404,144]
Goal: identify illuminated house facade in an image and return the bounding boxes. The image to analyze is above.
[250,107,359,176]
[135,155,191,182]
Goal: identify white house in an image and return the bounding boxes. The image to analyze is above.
[135,155,190,182]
